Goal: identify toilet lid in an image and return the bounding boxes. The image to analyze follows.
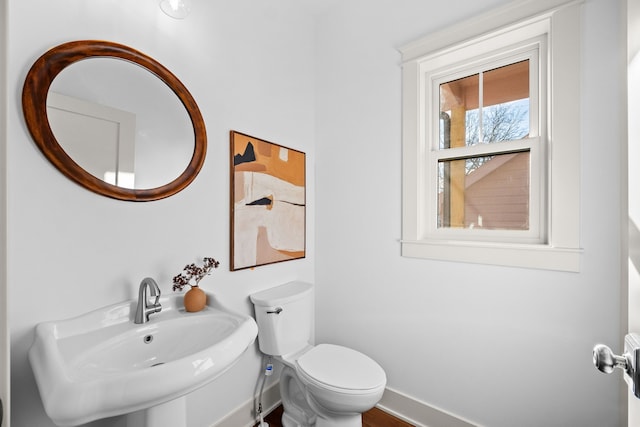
[296,344,386,392]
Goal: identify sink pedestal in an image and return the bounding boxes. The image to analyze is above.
[126,396,186,427]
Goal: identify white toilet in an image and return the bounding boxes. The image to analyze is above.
[250,281,386,427]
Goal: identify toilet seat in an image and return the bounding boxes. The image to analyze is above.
[295,344,386,395]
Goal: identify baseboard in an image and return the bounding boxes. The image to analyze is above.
[377,387,479,427]
[211,382,281,427]
[212,384,477,427]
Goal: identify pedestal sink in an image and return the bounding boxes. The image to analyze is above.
[29,293,258,427]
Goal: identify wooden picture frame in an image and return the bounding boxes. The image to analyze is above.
[230,131,306,271]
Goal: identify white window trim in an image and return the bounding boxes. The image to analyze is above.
[400,0,583,272]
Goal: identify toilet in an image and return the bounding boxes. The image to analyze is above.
[250,281,386,427]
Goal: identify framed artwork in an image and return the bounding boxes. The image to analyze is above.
[230,131,306,271]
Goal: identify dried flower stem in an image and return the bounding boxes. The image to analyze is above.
[173,257,220,291]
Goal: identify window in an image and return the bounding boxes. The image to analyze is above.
[400,0,582,271]
[434,53,543,242]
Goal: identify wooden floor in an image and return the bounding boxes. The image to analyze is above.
[255,405,414,427]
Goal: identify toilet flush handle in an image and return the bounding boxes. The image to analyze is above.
[267,307,283,315]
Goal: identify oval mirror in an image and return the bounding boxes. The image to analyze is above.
[22,40,207,201]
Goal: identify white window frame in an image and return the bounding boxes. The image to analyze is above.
[429,44,544,243]
[400,0,583,272]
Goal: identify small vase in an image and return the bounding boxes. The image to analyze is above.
[183,286,206,312]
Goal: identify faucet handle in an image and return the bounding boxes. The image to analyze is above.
[149,304,162,316]
[143,277,161,304]
[148,281,161,310]
[148,293,161,309]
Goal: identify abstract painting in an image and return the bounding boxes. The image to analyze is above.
[230,131,306,270]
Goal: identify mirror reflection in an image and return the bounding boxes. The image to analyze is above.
[47,58,194,190]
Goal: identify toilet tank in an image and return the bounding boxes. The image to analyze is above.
[250,281,313,356]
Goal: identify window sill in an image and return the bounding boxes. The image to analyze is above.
[401,239,582,272]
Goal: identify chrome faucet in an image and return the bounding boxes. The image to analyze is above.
[134,277,162,324]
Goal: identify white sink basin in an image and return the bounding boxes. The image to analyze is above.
[29,294,258,426]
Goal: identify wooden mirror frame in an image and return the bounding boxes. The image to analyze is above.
[22,40,207,201]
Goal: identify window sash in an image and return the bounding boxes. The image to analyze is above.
[430,46,542,150]
[425,137,544,243]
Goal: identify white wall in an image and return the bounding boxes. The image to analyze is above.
[314,0,625,426]
[6,1,315,426]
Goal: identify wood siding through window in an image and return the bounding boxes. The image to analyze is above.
[464,151,529,230]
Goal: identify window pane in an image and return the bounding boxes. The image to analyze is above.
[438,151,530,230]
[439,60,530,149]
[439,74,479,148]
[482,60,530,142]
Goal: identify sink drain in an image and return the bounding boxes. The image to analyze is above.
[143,335,153,344]
[151,362,165,367]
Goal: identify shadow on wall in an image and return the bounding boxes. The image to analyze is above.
[630,218,640,272]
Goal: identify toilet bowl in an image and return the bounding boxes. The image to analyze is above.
[250,282,386,427]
